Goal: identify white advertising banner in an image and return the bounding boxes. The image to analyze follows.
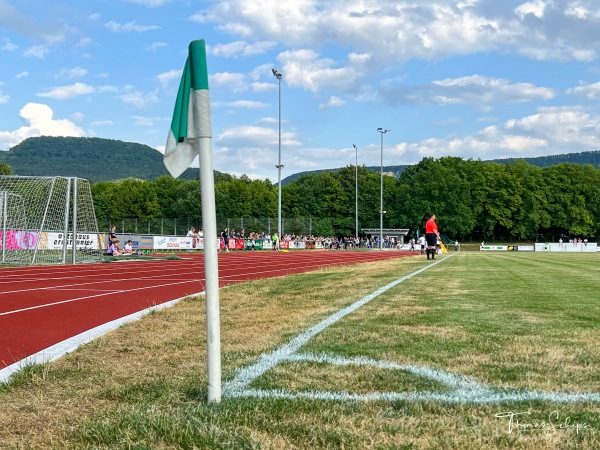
[45,232,102,250]
[154,236,189,250]
[547,243,597,252]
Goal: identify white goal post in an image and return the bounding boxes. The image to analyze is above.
[0,176,103,266]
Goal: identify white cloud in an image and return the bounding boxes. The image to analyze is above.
[105,21,159,32]
[119,90,158,108]
[319,96,346,109]
[97,85,119,93]
[397,106,600,163]
[37,82,95,99]
[217,125,300,148]
[56,67,88,80]
[0,90,8,104]
[157,69,181,88]
[71,112,84,121]
[23,45,49,59]
[0,103,85,150]
[91,119,114,127]
[278,49,361,93]
[1,38,17,52]
[127,0,172,6]
[381,75,554,106]
[210,72,248,92]
[146,41,168,52]
[15,71,28,79]
[196,0,600,68]
[566,81,600,100]
[514,0,546,19]
[131,116,164,126]
[250,81,274,92]
[211,40,276,57]
[213,100,268,109]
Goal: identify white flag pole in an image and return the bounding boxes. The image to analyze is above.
[199,137,221,403]
[164,40,221,402]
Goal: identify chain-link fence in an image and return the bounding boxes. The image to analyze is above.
[99,217,323,236]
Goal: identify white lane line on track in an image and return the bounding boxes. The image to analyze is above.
[0,279,199,317]
[0,275,199,296]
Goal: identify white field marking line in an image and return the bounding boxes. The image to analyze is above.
[233,387,600,405]
[285,352,489,392]
[280,353,600,404]
[222,256,449,396]
[0,279,199,317]
[0,291,205,384]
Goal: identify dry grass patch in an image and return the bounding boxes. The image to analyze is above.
[0,256,422,448]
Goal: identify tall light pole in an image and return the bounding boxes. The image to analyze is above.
[272,69,283,241]
[353,144,358,239]
[377,128,390,250]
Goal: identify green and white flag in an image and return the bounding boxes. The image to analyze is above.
[164,40,211,179]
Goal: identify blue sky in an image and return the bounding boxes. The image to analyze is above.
[1,0,600,181]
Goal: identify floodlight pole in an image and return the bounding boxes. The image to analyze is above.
[353,144,358,239]
[377,128,390,251]
[272,69,283,241]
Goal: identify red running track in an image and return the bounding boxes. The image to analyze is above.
[0,250,411,375]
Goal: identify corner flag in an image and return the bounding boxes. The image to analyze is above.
[164,40,222,403]
[164,40,211,179]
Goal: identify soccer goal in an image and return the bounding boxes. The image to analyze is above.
[0,176,103,266]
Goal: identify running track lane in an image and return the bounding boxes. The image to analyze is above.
[0,251,411,372]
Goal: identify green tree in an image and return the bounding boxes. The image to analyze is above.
[0,163,12,175]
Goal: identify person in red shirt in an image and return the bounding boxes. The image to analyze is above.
[425,214,441,260]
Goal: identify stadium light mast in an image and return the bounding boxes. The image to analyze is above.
[272,68,283,241]
[377,128,390,251]
[353,144,358,239]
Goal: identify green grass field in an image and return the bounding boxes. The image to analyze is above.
[1,252,599,449]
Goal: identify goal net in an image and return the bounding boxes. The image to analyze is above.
[0,176,103,266]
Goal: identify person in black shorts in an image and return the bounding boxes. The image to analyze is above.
[425,214,441,260]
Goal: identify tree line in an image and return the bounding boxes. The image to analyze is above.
[4,156,599,241]
[88,157,600,241]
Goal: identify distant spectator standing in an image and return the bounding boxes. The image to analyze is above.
[107,225,117,252]
[417,235,425,255]
[221,227,230,252]
[187,226,198,251]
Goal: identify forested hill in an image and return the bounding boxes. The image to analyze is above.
[0,136,200,182]
[490,150,600,168]
[282,150,600,184]
[2,136,599,184]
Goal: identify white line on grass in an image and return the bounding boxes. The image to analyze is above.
[233,387,600,404]
[224,254,600,404]
[222,257,449,397]
[285,352,489,392]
